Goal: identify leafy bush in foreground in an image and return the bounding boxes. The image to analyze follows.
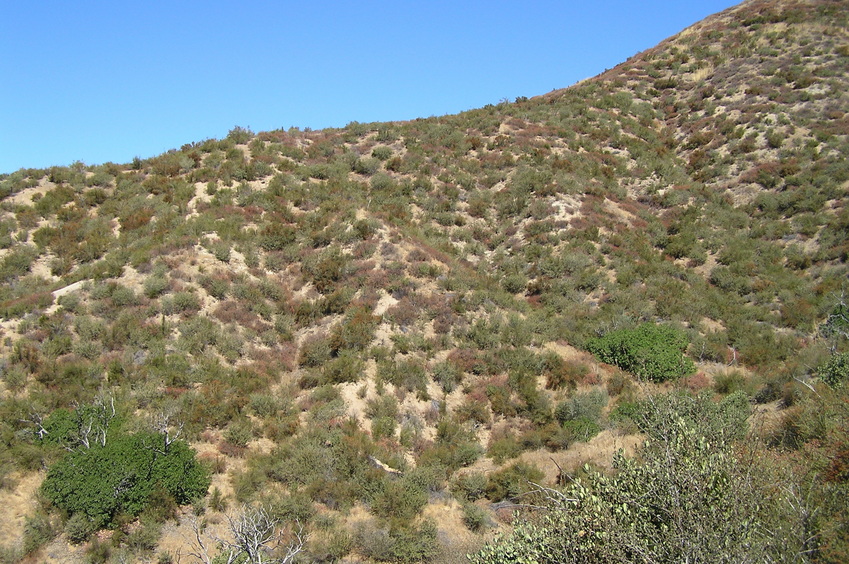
[586,323,695,382]
[470,392,787,563]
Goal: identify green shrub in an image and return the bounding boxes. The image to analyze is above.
[41,432,209,530]
[199,274,230,299]
[471,392,768,564]
[487,435,523,464]
[821,301,849,348]
[456,399,491,425]
[418,419,483,471]
[353,157,381,176]
[366,395,399,420]
[713,370,749,395]
[303,247,349,294]
[485,461,544,502]
[110,284,138,307]
[462,503,489,532]
[125,516,162,552]
[586,323,695,382]
[561,417,602,442]
[372,146,394,161]
[169,291,201,314]
[329,306,379,353]
[0,246,38,283]
[355,519,438,563]
[554,388,608,425]
[223,419,254,448]
[369,173,396,192]
[371,477,428,523]
[84,537,112,563]
[433,361,462,393]
[22,511,56,555]
[371,416,397,440]
[177,316,219,354]
[378,359,429,398]
[818,353,849,388]
[452,472,488,502]
[637,391,750,444]
[248,393,283,418]
[299,334,331,368]
[321,351,364,384]
[64,512,97,544]
[259,222,297,251]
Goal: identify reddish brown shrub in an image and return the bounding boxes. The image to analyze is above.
[386,297,420,327]
[217,442,246,458]
[448,348,486,375]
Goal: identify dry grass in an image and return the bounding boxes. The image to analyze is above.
[0,471,42,544]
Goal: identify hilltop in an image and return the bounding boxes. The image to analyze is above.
[0,0,847,562]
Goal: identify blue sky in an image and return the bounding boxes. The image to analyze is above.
[1,1,739,174]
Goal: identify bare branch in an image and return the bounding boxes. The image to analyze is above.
[195,504,307,564]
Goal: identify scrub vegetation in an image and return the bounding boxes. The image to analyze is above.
[0,0,848,561]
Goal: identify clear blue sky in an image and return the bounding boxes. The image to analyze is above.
[0,1,740,174]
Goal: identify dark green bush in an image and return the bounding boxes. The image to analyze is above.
[41,432,209,530]
[586,323,695,382]
[561,417,602,442]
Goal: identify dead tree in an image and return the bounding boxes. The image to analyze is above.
[189,504,307,564]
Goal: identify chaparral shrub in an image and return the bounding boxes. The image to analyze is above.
[586,323,695,382]
[41,432,209,530]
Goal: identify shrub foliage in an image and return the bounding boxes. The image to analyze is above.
[586,323,695,382]
[470,392,779,563]
[41,432,209,530]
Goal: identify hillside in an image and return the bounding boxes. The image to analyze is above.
[0,0,848,562]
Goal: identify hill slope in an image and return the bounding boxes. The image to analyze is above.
[0,0,847,561]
